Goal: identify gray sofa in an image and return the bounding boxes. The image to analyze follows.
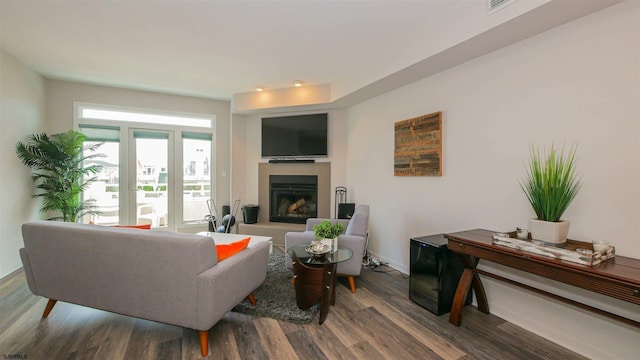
[19,221,270,357]
[284,204,369,293]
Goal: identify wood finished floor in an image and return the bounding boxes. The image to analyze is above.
[0,246,586,360]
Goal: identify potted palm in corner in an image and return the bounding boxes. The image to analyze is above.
[520,143,581,246]
[16,130,104,222]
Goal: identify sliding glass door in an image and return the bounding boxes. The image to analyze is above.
[132,130,171,228]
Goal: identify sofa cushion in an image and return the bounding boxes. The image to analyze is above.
[216,237,250,262]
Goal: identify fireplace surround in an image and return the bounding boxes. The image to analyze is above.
[258,162,331,223]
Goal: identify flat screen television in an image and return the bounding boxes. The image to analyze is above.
[261,113,328,158]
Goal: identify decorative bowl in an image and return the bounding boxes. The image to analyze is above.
[305,243,330,256]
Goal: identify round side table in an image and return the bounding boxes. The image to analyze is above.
[287,245,353,324]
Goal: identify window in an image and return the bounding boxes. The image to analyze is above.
[79,105,213,128]
[76,103,215,230]
[183,133,213,223]
[81,125,120,225]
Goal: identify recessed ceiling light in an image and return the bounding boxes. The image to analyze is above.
[294,80,304,87]
[256,86,265,92]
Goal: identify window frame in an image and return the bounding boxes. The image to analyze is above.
[74,102,216,230]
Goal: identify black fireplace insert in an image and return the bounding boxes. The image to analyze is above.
[269,175,318,224]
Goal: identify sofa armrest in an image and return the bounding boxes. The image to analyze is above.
[19,248,38,295]
[285,231,315,247]
[336,234,366,276]
[195,240,270,330]
[284,231,316,269]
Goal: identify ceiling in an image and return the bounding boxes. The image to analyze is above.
[0,0,624,107]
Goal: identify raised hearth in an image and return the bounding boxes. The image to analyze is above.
[238,222,305,247]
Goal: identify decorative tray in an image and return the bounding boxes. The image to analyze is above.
[305,244,331,256]
[491,233,615,266]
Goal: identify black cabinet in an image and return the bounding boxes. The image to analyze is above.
[409,234,472,315]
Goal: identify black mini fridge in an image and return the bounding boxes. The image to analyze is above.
[409,234,472,315]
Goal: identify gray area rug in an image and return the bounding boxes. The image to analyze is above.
[232,250,318,324]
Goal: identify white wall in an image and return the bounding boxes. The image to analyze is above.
[0,50,46,278]
[347,1,639,359]
[231,109,349,216]
[230,113,248,208]
[44,79,232,223]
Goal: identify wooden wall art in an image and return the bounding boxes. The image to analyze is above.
[394,111,442,176]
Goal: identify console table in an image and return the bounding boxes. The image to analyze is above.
[445,229,640,328]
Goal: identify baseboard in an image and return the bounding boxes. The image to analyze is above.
[0,265,24,282]
[366,250,408,274]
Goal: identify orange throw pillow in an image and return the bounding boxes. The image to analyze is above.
[113,224,152,230]
[216,237,250,262]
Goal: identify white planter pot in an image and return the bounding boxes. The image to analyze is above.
[321,237,338,253]
[529,219,570,245]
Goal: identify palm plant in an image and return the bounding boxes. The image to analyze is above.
[16,130,104,222]
[520,143,581,222]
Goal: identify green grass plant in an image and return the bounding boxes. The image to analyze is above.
[521,143,581,222]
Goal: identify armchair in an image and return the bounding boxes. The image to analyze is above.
[285,204,369,293]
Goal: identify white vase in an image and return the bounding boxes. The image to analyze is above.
[529,219,570,245]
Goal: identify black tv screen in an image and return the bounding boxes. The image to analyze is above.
[262,113,328,157]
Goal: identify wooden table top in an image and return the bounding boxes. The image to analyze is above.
[445,229,640,288]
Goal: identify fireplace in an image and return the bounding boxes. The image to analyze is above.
[269,175,318,224]
[257,162,330,224]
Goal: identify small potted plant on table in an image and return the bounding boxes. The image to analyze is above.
[520,143,581,246]
[313,220,345,253]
